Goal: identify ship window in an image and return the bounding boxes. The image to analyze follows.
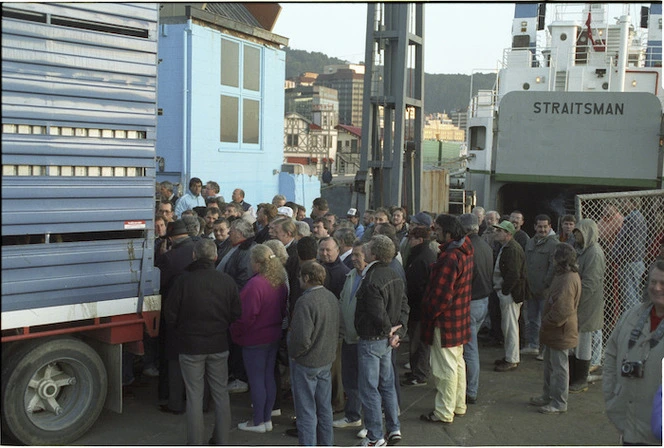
[523,83,531,90]
[469,126,486,151]
[560,33,568,41]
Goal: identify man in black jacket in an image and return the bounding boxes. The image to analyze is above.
[459,214,494,402]
[355,235,409,446]
[164,238,241,445]
[318,236,351,413]
[155,219,196,414]
[402,226,437,387]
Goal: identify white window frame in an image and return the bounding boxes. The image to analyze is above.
[219,36,263,151]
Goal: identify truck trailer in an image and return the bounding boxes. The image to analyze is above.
[1,3,161,444]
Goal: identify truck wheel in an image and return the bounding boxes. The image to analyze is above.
[1,337,107,445]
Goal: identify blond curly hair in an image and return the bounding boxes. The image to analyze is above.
[250,244,287,288]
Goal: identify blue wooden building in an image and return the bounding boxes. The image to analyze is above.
[156,3,302,204]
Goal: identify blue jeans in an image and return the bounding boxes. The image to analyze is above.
[358,338,400,442]
[291,361,334,446]
[463,297,488,399]
[341,342,362,422]
[243,342,279,425]
[179,352,231,445]
[526,294,545,349]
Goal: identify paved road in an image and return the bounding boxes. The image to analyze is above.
[71,342,619,446]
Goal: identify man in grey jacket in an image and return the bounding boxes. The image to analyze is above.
[570,219,606,393]
[603,260,664,445]
[288,260,339,446]
[522,214,558,357]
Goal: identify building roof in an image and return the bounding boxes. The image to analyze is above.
[336,124,361,138]
[204,3,262,28]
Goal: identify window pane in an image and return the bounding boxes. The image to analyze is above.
[242,99,259,144]
[220,95,238,142]
[243,46,260,91]
[221,39,239,87]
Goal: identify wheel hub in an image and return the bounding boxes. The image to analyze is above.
[26,362,76,416]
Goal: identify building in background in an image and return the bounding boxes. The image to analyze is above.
[335,124,362,176]
[422,113,465,142]
[315,64,365,127]
[156,3,299,203]
[284,112,338,176]
[285,85,339,123]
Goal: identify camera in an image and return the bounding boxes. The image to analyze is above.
[621,360,644,378]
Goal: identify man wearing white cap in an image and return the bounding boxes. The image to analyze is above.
[347,208,364,238]
[277,206,294,219]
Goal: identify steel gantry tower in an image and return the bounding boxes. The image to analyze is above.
[354,3,424,214]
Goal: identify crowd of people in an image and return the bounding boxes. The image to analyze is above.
[137,177,663,446]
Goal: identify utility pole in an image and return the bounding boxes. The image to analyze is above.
[353,3,424,214]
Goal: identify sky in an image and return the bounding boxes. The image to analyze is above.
[272,3,517,75]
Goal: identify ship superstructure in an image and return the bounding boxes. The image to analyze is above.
[466,3,663,219]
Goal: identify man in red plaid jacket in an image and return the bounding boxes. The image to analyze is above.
[419,214,474,424]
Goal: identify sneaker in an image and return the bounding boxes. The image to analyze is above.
[271,409,281,417]
[466,395,477,405]
[333,417,363,428]
[494,361,518,372]
[535,352,544,361]
[589,364,601,373]
[520,347,539,355]
[357,428,368,439]
[264,421,273,432]
[142,367,160,377]
[228,379,249,393]
[538,405,567,414]
[588,367,603,383]
[529,396,550,407]
[400,377,427,386]
[238,421,266,433]
[387,430,402,445]
[359,437,387,446]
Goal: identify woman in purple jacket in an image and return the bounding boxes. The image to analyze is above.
[231,244,288,433]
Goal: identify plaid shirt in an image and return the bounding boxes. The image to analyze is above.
[420,236,474,347]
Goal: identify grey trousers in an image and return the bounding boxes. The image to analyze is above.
[542,346,569,411]
[180,352,231,445]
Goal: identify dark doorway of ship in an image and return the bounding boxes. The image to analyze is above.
[496,183,642,238]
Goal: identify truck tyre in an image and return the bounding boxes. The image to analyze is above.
[1,337,107,445]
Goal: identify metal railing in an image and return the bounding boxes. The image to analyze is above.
[576,189,664,360]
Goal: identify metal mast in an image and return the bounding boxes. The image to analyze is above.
[354,3,424,214]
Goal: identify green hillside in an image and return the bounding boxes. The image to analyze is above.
[284,47,496,114]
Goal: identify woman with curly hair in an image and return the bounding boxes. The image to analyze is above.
[529,243,582,414]
[230,244,288,432]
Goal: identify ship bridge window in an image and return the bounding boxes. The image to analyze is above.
[469,126,486,151]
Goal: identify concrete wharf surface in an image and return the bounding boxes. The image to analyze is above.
[72,342,619,446]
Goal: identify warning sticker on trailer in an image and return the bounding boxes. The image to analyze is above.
[124,220,146,229]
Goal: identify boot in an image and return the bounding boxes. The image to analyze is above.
[568,355,576,386]
[569,359,590,393]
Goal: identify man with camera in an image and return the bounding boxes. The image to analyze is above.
[603,260,664,446]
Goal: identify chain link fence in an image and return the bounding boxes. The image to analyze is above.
[576,189,664,363]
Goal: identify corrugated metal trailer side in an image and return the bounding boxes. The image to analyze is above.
[2,2,160,314]
[1,4,161,445]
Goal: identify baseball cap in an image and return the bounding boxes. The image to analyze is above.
[493,220,516,235]
[346,208,359,217]
[277,206,293,218]
[410,212,432,227]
